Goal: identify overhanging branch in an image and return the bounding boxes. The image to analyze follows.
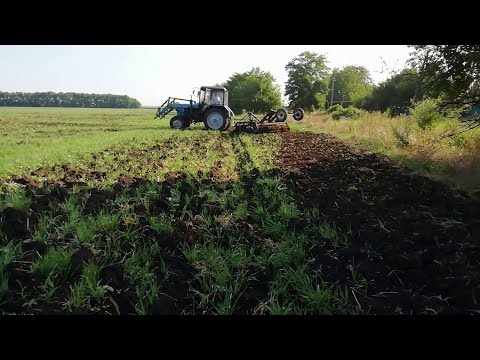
[435,119,480,141]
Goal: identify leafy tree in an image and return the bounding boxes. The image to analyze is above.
[409,45,480,105]
[223,67,282,114]
[408,45,480,130]
[411,98,443,130]
[328,66,374,107]
[285,51,330,111]
[362,68,421,115]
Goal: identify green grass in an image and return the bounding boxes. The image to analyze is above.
[0,107,365,315]
[0,184,32,211]
[0,242,24,298]
[0,107,173,178]
[149,216,174,236]
[32,248,73,278]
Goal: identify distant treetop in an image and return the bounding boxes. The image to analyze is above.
[0,91,142,108]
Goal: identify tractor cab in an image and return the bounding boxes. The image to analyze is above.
[198,86,229,107]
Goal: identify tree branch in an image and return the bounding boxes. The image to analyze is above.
[435,120,480,141]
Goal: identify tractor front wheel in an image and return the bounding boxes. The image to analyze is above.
[204,108,228,131]
[170,116,187,130]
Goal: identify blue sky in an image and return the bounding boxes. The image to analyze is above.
[0,45,412,106]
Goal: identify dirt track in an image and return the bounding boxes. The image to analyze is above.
[278,132,480,314]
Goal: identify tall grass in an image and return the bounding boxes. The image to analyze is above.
[290,112,480,191]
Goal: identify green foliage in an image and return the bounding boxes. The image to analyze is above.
[329,106,364,120]
[0,242,23,272]
[409,45,480,104]
[149,216,174,236]
[1,184,32,211]
[449,135,468,148]
[75,219,97,243]
[363,68,421,114]
[234,202,248,220]
[82,263,111,303]
[0,242,23,299]
[0,270,7,298]
[223,67,282,114]
[276,202,299,221]
[96,211,121,233]
[285,51,330,111]
[385,107,394,118]
[409,45,480,127]
[0,91,141,108]
[411,98,443,130]
[327,104,343,114]
[32,248,73,278]
[328,66,374,107]
[392,123,412,147]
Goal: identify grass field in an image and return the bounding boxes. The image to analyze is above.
[0,107,165,178]
[1,107,479,315]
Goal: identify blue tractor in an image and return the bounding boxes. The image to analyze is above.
[154,86,234,131]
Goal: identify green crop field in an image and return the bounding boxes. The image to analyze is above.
[1,107,479,315]
[0,107,166,178]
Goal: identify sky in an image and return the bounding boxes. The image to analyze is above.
[0,45,412,106]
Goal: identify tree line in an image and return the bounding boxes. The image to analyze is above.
[222,46,480,127]
[0,92,141,108]
[222,52,425,115]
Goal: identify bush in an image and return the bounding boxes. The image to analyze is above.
[327,104,343,114]
[449,135,468,148]
[329,106,364,120]
[411,99,443,130]
[385,106,409,118]
[392,123,412,147]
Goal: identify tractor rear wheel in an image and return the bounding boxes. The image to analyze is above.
[293,108,305,121]
[170,116,187,129]
[275,108,288,122]
[204,108,228,131]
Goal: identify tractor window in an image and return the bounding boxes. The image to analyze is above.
[199,89,206,103]
[211,90,224,105]
[205,89,211,104]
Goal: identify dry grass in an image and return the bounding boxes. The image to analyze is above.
[290,112,480,193]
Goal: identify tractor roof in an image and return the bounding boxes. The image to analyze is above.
[200,86,228,92]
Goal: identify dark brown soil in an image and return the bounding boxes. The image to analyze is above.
[0,208,31,239]
[277,132,480,314]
